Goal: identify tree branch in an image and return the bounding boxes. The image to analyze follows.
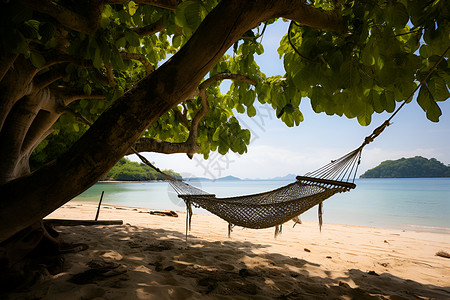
[106,0,178,10]
[133,18,166,37]
[126,137,198,156]
[64,107,93,126]
[33,65,67,92]
[19,0,102,35]
[199,73,257,91]
[129,73,257,157]
[127,73,257,157]
[0,57,38,132]
[120,52,155,74]
[173,107,189,128]
[279,1,346,34]
[37,49,92,70]
[21,109,60,156]
[0,53,18,82]
[49,87,106,107]
[105,64,117,88]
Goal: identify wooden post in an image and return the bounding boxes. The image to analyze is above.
[95,191,104,221]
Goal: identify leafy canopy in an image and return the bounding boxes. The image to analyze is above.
[2,0,449,164]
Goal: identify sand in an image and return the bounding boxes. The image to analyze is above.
[4,201,450,299]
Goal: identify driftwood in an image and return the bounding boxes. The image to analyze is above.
[436,250,450,259]
[44,219,123,226]
[149,210,178,217]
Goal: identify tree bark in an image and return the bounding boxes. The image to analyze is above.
[0,0,345,242]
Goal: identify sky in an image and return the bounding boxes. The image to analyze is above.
[129,21,450,180]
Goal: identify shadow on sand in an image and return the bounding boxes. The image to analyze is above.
[4,223,450,300]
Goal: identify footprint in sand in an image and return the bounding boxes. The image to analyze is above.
[218,263,235,271]
[90,249,123,261]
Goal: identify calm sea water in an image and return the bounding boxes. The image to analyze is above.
[72,178,450,234]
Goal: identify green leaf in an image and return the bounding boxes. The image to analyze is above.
[340,59,359,88]
[212,127,221,141]
[255,43,264,55]
[175,0,205,35]
[417,85,442,122]
[372,91,384,113]
[172,35,182,48]
[116,36,127,48]
[39,22,56,42]
[127,1,138,16]
[247,105,256,117]
[125,31,140,47]
[80,99,88,108]
[281,113,294,127]
[256,84,270,104]
[30,52,45,68]
[390,2,409,28]
[111,48,125,69]
[21,20,40,40]
[325,50,343,71]
[92,47,102,68]
[118,10,131,24]
[235,104,245,114]
[428,75,450,101]
[83,84,92,96]
[419,45,432,58]
[292,109,304,125]
[174,1,187,27]
[384,91,395,113]
[357,102,373,126]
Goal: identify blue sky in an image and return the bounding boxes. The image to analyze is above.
[130,21,450,179]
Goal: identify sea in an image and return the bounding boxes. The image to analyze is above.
[72,178,450,234]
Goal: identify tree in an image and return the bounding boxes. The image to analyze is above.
[0,0,449,246]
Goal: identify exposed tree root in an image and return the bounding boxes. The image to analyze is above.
[0,221,88,292]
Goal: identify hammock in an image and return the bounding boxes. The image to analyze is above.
[134,120,389,237]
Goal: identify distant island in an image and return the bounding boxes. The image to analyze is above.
[360,156,450,178]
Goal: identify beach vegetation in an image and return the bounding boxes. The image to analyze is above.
[0,0,449,276]
[105,158,181,181]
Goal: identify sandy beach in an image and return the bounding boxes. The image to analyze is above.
[5,201,450,299]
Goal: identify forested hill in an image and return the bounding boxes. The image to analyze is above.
[102,158,181,181]
[360,157,450,178]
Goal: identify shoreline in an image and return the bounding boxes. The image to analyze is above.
[7,201,449,299]
[98,177,450,183]
[70,199,450,235]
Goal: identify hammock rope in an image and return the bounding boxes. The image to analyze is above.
[132,46,449,239]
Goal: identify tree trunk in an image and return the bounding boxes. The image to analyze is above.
[0,0,345,242]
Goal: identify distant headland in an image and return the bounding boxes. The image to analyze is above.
[360,156,450,178]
